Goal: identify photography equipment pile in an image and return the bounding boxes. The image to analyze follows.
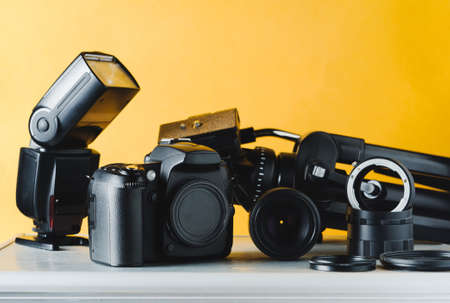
[15,51,450,271]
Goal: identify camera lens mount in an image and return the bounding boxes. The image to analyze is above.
[346,158,415,212]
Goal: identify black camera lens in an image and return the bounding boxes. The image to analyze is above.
[170,180,230,247]
[249,188,321,260]
[276,152,297,187]
[235,147,297,211]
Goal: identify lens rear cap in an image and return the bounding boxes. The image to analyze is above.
[309,255,376,272]
[380,250,450,271]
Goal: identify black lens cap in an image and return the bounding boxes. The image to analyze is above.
[309,255,376,272]
[170,180,230,247]
[380,250,450,271]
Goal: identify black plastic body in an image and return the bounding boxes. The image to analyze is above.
[346,207,414,258]
[29,52,140,149]
[16,51,140,250]
[16,147,99,236]
[89,143,234,266]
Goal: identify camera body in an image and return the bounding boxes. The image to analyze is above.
[159,109,300,211]
[88,141,234,266]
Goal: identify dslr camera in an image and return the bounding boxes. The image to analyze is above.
[88,140,234,266]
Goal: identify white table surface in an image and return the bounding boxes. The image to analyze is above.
[0,235,449,302]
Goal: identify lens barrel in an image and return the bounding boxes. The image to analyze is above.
[249,188,321,260]
[346,207,414,258]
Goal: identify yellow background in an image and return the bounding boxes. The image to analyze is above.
[1,0,449,241]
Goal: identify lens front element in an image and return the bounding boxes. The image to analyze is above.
[249,188,321,260]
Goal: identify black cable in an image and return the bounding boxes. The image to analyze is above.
[253,128,301,142]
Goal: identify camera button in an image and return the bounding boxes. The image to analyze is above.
[119,169,129,176]
[146,170,157,182]
[167,244,175,252]
[37,118,49,132]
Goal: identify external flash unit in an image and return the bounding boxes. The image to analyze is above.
[29,52,139,148]
[16,52,140,250]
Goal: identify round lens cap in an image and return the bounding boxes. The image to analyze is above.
[170,180,230,247]
[309,255,376,272]
[380,250,450,271]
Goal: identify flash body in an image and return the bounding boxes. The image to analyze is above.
[17,148,99,237]
[15,51,140,250]
[88,141,234,266]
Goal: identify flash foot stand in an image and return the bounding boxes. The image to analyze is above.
[15,233,89,251]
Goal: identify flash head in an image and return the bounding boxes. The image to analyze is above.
[29,52,140,148]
